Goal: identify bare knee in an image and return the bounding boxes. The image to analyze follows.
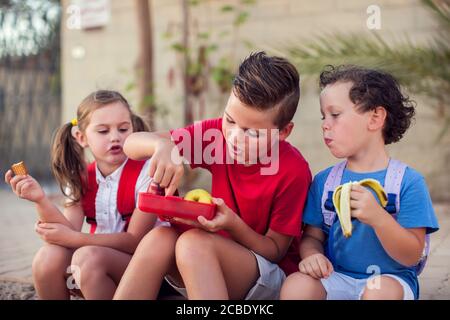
[175,229,215,268]
[361,276,404,300]
[71,246,105,270]
[133,226,179,260]
[32,244,72,281]
[71,246,109,287]
[280,272,326,300]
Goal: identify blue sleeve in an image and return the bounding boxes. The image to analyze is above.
[302,174,325,228]
[397,168,439,234]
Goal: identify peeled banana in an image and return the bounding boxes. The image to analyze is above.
[332,179,387,238]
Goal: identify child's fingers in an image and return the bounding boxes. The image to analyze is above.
[19,181,33,196]
[35,225,45,236]
[350,190,363,200]
[15,178,30,196]
[305,262,320,279]
[326,259,334,275]
[4,170,13,184]
[159,167,174,189]
[9,174,27,191]
[172,217,199,227]
[166,166,183,196]
[148,158,157,180]
[152,165,165,184]
[316,257,329,278]
[351,184,365,193]
[350,199,359,209]
[298,263,307,274]
[197,216,217,231]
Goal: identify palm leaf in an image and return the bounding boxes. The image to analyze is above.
[281,0,450,139]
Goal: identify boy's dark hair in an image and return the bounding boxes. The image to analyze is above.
[233,51,300,129]
[319,65,415,145]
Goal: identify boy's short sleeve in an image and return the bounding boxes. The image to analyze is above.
[396,169,439,234]
[170,118,223,170]
[269,164,311,236]
[302,175,325,229]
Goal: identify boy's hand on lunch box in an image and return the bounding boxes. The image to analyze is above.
[172,198,238,233]
[298,253,334,279]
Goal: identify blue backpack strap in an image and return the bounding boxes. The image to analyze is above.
[384,159,430,275]
[321,161,347,230]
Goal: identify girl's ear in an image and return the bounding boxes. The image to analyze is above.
[279,122,294,141]
[368,106,387,131]
[72,127,88,148]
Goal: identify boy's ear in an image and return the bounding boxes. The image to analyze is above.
[368,106,387,131]
[72,127,88,148]
[278,122,294,141]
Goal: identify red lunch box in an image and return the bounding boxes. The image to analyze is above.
[138,192,216,221]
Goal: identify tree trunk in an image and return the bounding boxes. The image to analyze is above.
[182,0,193,125]
[135,0,154,130]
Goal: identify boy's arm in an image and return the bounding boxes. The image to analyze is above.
[299,225,326,259]
[229,217,292,263]
[350,183,426,266]
[123,131,183,196]
[123,131,171,160]
[372,212,425,266]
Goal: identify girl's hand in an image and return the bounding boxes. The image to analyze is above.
[5,170,45,203]
[172,198,238,233]
[350,184,387,227]
[35,222,79,248]
[298,253,334,279]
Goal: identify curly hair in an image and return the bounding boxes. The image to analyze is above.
[319,65,416,145]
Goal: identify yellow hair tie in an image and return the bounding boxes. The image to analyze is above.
[70,118,78,126]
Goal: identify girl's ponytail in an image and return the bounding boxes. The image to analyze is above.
[51,122,86,206]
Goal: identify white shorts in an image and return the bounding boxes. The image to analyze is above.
[320,271,414,300]
[165,251,286,300]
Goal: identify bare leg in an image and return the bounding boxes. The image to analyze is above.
[113,226,181,300]
[280,272,327,300]
[360,275,404,300]
[32,244,73,300]
[71,245,132,300]
[175,229,259,300]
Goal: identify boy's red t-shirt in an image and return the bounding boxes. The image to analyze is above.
[170,118,311,275]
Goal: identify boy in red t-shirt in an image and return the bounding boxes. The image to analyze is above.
[114,52,312,300]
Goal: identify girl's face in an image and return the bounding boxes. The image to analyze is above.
[319,82,372,159]
[79,102,133,173]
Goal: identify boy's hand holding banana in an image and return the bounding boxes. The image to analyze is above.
[333,179,388,237]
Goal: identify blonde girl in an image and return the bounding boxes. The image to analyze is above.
[5,90,164,299]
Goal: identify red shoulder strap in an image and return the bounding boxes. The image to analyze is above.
[81,162,98,233]
[117,159,146,222]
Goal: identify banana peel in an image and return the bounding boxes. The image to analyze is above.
[332,179,387,238]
